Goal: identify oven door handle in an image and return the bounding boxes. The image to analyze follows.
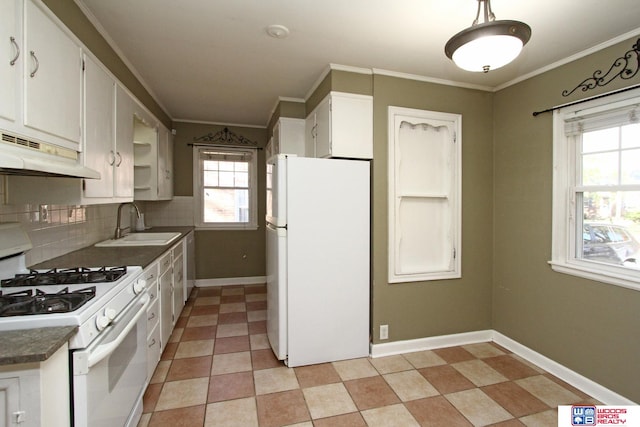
[74,293,150,375]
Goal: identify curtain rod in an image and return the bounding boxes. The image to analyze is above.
[532,83,640,117]
[188,142,262,150]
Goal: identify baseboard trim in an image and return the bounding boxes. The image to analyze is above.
[370,330,493,358]
[370,329,637,405]
[195,276,266,287]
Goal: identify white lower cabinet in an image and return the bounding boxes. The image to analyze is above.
[143,262,161,380]
[0,344,70,427]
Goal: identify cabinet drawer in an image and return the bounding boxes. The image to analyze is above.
[158,251,172,275]
[147,279,159,305]
[172,240,184,258]
[146,322,161,381]
[147,296,160,334]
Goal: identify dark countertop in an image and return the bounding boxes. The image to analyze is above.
[30,226,194,270]
[0,326,77,365]
[2,226,195,366]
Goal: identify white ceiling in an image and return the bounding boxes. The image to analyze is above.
[76,0,640,128]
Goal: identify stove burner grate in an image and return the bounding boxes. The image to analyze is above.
[0,286,96,316]
[1,266,127,288]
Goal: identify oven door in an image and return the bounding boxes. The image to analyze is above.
[72,292,150,427]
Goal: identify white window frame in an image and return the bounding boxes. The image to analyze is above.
[388,106,462,283]
[550,88,640,292]
[193,146,258,230]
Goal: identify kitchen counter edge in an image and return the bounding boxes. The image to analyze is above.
[0,326,78,365]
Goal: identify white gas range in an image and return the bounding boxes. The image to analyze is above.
[0,223,149,427]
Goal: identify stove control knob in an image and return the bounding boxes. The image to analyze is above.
[133,279,146,294]
[105,308,117,321]
[96,314,111,331]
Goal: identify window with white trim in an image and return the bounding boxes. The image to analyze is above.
[551,88,640,291]
[194,147,258,230]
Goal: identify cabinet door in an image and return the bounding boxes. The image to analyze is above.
[114,85,134,198]
[24,0,82,146]
[314,96,331,158]
[0,0,19,123]
[330,94,373,159]
[0,377,20,426]
[304,114,316,157]
[83,55,115,198]
[156,126,173,200]
[172,253,184,324]
[159,267,173,349]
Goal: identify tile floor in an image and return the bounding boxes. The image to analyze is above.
[137,284,599,427]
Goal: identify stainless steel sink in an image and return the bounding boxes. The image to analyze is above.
[95,232,181,247]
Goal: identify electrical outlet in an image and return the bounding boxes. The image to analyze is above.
[380,324,389,340]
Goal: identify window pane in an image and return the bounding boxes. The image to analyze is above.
[203,188,250,223]
[219,161,235,171]
[235,171,248,187]
[203,160,218,171]
[235,162,248,172]
[219,171,235,187]
[582,128,619,153]
[582,152,618,185]
[621,148,640,184]
[203,171,218,187]
[621,123,640,149]
[580,191,640,268]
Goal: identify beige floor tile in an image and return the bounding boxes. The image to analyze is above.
[249,333,270,350]
[254,366,300,395]
[332,358,379,381]
[361,403,420,427]
[216,323,248,338]
[247,310,267,322]
[168,327,183,343]
[219,302,246,313]
[383,370,439,401]
[445,388,513,426]
[519,408,559,427]
[205,397,258,427]
[211,351,252,375]
[194,296,220,306]
[149,360,171,384]
[154,377,209,411]
[453,359,508,386]
[174,339,214,359]
[187,314,218,327]
[286,423,314,427]
[302,383,358,419]
[463,342,507,358]
[136,413,150,427]
[402,350,447,369]
[370,355,413,374]
[516,375,581,407]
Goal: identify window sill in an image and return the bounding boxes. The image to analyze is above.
[195,223,259,232]
[549,260,640,292]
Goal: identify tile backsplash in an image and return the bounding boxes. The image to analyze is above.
[0,178,194,267]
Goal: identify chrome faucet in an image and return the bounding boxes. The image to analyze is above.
[114,202,141,240]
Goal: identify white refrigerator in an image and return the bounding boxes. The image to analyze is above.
[266,154,370,367]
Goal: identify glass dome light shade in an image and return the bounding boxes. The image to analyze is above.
[445,20,531,72]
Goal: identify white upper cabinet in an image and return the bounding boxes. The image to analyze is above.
[83,55,115,198]
[24,0,82,148]
[114,85,135,198]
[0,0,19,123]
[272,117,305,157]
[306,92,373,160]
[157,125,173,200]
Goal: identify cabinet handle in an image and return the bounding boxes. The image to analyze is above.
[115,152,122,167]
[29,51,39,77]
[148,312,155,321]
[9,37,19,66]
[148,338,156,348]
[108,150,115,166]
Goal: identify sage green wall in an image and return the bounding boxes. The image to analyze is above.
[371,74,494,343]
[493,36,640,403]
[42,0,171,128]
[172,122,268,279]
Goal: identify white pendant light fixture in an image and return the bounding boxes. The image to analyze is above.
[445,0,531,73]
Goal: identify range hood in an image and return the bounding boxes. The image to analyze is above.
[0,130,100,179]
